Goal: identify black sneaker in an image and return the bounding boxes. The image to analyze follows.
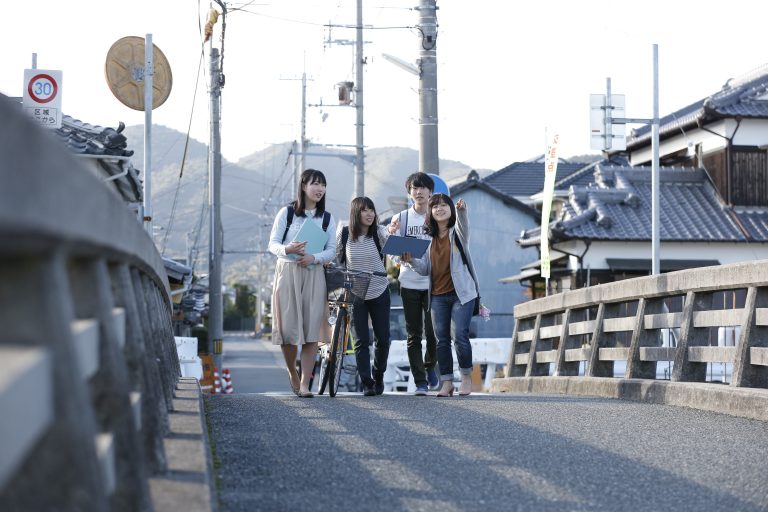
[374,375,385,395]
[362,385,376,396]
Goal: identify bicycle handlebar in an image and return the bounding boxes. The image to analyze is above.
[326,264,387,278]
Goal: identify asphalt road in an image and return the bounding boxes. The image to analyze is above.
[206,334,768,511]
[219,332,290,394]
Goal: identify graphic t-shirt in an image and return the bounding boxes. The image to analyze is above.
[392,207,430,290]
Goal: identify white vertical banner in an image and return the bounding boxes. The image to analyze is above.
[540,133,560,279]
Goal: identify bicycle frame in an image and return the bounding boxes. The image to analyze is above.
[317,266,382,397]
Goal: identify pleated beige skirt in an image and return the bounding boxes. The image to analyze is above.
[271,260,330,345]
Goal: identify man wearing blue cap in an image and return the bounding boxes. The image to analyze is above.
[388,172,439,395]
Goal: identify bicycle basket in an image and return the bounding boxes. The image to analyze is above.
[325,268,372,300]
[347,272,371,300]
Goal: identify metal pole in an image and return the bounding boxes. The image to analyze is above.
[354,0,365,197]
[32,53,37,69]
[209,46,224,368]
[301,72,307,175]
[417,0,439,175]
[292,139,299,194]
[605,77,613,152]
[143,34,154,234]
[651,44,660,275]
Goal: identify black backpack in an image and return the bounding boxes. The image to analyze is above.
[338,226,383,266]
[280,205,331,243]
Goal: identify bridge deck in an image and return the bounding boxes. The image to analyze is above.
[206,391,768,511]
[205,335,768,511]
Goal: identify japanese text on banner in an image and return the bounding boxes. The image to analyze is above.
[540,133,559,279]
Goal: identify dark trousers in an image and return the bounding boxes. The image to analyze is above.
[401,287,437,387]
[352,290,391,387]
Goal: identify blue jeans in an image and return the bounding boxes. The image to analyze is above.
[352,290,391,387]
[430,291,473,381]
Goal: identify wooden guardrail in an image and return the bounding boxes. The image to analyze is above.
[494,259,768,418]
[0,95,181,511]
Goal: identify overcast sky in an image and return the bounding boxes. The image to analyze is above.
[3,1,767,171]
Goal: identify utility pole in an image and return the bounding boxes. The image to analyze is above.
[292,139,300,195]
[301,72,308,176]
[416,0,439,175]
[282,73,312,194]
[208,42,224,368]
[354,0,365,197]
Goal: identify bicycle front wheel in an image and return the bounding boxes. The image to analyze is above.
[328,308,348,397]
[317,344,330,395]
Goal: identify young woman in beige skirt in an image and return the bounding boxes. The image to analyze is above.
[268,169,336,397]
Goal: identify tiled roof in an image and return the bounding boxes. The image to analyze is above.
[519,164,768,245]
[56,114,142,203]
[553,160,600,190]
[449,172,539,217]
[732,208,768,240]
[56,115,134,157]
[628,63,768,147]
[483,159,587,197]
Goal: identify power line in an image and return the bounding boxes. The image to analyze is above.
[161,50,206,255]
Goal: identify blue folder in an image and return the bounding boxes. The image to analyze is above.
[291,218,329,255]
[382,235,430,258]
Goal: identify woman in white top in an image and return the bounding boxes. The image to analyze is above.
[336,197,391,395]
[268,169,337,397]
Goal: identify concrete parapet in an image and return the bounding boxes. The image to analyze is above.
[492,376,768,422]
[0,93,195,509]
[149,378,215,512]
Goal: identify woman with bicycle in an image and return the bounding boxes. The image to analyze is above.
[401,195,479,397]
[268,169,337,398]
[335,197,392,396]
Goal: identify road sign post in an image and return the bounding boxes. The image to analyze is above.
[588,46,661,274]
[22,69,62,129]
[589,89,626,151]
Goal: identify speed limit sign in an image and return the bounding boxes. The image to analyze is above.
[23,69,63,129]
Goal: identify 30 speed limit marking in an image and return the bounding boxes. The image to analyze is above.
[22,69,63,129]
[27,73,58,103]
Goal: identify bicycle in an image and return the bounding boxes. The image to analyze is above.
[317,265,386,397]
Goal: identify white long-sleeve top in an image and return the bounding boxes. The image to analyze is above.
[268,206,337,265]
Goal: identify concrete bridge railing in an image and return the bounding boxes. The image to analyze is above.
[0,95,182,510]
[492,260,768,420]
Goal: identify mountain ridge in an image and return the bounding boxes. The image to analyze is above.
[123,124,480,284]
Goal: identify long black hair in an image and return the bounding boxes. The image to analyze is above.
[424,193,456,236]
[348,197,378,241]
[293,168,327,217]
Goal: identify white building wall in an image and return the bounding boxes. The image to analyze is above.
[630,118,768,165]
[578,240,768,270]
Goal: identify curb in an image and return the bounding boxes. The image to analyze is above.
[492,376,768,422]
[149,377,216,512]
